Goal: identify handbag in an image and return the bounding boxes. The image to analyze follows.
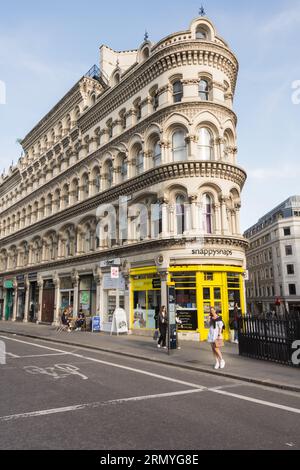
[215,338,224,348]
[153,330,159,341]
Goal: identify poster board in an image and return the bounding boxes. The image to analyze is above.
[110,308,129,336]
[92,316,101,333]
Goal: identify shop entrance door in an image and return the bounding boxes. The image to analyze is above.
[42,282,55,323]
[5,289,14,321]
[200,286,224,341]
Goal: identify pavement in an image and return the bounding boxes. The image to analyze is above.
[0,320,299,393]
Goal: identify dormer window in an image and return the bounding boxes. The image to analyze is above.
[196,28,207,39]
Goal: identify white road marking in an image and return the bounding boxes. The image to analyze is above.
[0,336,206,390]
[212,389,300,415]
[9,353,71,359]
[0,389,204,422]
[6,353,20,358]
[24,364,88,381]
[1,335,300,416]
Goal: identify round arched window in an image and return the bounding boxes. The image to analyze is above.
[198,128,213,161]
[172,131,187,162]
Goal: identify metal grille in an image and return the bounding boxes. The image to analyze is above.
[238,314,300,368]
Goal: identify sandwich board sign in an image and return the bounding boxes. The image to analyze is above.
[110,308,128,336]
[92,316,101,333]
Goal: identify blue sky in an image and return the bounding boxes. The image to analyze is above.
[0,0,300,231]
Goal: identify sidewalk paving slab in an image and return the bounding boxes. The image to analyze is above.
[0,321,299,393]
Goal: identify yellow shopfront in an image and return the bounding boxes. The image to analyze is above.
[130,266,246,341]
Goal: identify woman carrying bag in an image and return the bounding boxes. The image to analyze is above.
[157,306,168,349]
[207,307,225,370]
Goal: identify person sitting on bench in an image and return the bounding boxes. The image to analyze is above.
[75,310,86,331]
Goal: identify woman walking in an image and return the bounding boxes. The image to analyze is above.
[157,306,168,349]
[207,307,225,370]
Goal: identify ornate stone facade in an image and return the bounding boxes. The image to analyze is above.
[0,17,248,340]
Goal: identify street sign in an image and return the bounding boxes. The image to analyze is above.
[111,267,119,279]
[152,278,161,289]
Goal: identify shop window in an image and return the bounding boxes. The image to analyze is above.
[79,276,96,317]
[204,273,214,281]
[133,289,160,330]
[171,272,198,331]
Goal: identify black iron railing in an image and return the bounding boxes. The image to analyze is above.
[238,314,300,368]
[85,65,109,85]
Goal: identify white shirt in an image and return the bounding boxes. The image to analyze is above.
[207,320,224,343]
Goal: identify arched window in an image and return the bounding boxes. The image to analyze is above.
[107,161,114,188]
[196,27,208,40]
[121,158,128,182]
[81,174,89,199]
[173,81,183,103]
[176,195,186,235]
[85,226,94,252]
[199,80,209,101]
[136,150,144,175]
[172,131,187,162]
[153,141,162,167]
[198,128,213,161]
[202,194,213,234]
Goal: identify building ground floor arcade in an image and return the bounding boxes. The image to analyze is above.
[0,243,247,342]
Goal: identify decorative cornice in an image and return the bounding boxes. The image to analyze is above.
[79,42,238,133]
[0,101,237,216]
[0,160,247,247]
[0,235,247,277]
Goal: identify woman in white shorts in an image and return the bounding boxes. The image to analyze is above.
[207,307,225,370]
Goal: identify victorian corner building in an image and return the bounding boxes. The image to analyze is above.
[0,17,248,341]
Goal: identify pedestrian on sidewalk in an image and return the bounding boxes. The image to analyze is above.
[207,307,225,370]
[176,313,182,350]
[233,303,240,344]
[157,306,168,349]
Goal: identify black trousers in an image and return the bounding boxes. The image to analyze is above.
[158,324,167,347]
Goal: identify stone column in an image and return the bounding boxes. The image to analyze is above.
[23,276,30,323]
[235,205,241,235]
[95,272,103,318]
[158,270,169,309]
[161,201,169,238]
[122,264,131,330]
[160,140,170,164]
[72,271,80,318]
[214,204,222,235]
[12,279,18,322]
[220,197,229,235]
[53,276,61,326]
[37,277,43,323]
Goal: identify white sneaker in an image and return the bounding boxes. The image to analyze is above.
[220,360,226,369]
[214,361,220,370]
[157,344,161,349]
